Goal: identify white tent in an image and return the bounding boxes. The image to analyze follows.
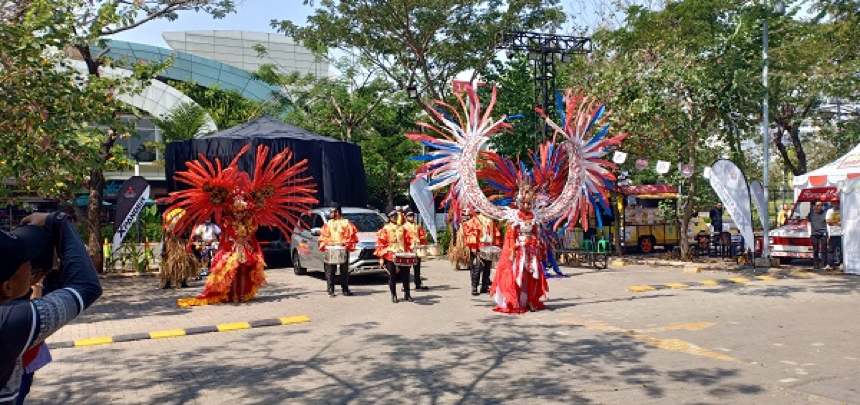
[793,143,860,190]
[840,178,860,275]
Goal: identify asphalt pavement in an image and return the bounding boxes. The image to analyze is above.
[25,258,860,404]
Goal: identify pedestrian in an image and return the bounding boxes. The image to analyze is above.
[808,200,828,270]
[1,212,103,404]
[777,203,791,227]
[318,204,358,297]
[709,202,726,256]
[375,211,413,303]
[403,211,429,290]
[826,200,842,270]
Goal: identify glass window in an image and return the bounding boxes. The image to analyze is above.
[342,213,386,232]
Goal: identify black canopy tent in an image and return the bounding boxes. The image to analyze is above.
[165,115,368,208]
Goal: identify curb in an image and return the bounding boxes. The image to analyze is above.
[628,275,782,293]
[50,315,310,349]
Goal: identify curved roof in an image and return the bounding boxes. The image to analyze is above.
[69,60,218,134]
[91,39,281,101]
[199,115,342,142]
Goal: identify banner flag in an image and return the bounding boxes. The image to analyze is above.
[613,151,628,164]
[750,180,767,230]
[112,176,151,253]
[656,160,670,174]
[410,177,437,243]
[709,160,754,252]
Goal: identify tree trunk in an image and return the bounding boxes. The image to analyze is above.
[385,164,394,212]
[87,169,105,273]
[612,192,623,257]
[679,131,699,261]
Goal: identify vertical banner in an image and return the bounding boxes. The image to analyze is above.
[709,160,754,252]
[839,178,860,275]
[410,177,437,243]
[112,176,151,252]
[749,180,767,230]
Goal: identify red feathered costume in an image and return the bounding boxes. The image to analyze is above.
[162,145,318,307]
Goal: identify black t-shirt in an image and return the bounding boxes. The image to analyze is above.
[808,210,827,234]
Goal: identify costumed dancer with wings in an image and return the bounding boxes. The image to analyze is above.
[163,145,318,307]
[406,87,625,314]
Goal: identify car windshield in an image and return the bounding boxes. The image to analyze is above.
[341,213,386,232]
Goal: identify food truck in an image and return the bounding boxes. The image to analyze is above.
[768,187,839,263]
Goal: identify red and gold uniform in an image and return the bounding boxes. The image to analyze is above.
[462,213,502,295]
[319,211,359,296]
[375,212,413,302]
[403,213,429,290]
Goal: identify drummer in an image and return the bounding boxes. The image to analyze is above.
[403,211,429,291]
[463,211,502,296]
[375,210,413,303]
[319,204,359,297]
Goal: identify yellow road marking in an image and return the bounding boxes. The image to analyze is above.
[698,280,721,286]
[75,337,114,347]
[728,277,750,284]
[561,318,738,363]
[280,315,311,325]
[628,285,655,292]
[665,282,688,289]
[150,329,186,339]
[216,322,251,332]
[640,322,717,333]
[756,275,779,281]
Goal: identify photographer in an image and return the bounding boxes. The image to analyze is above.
[0,212,102,404]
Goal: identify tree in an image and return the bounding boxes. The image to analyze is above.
[152,102,211,143]
[254,56,392,142]
[274,0,566,115]
[169,81,278,130]
[66,0,237,272]
[479,55,542,162]
[360,101,422,210]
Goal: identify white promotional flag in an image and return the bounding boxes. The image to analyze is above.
[709,159,754,252]
[409,177,438,243]
[612,151,628,164]
[839,178,860,275]
[749,180,767,230]
[656,160,670,174]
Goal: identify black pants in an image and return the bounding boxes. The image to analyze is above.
[412,259,424,289]
[811,232,828,269]
[470,253,492,293]
[325,261,350,294]
[385,260,410,298]
[828,236,843,267]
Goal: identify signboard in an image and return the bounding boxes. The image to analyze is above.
[112,176,150,252]
[797,187,839,202]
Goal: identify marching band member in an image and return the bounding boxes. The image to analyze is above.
[403,211,429,290]
[462,211,502,296]
[375,210,413,303]
[318,204,359,297]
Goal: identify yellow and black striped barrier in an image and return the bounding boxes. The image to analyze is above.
[51,315,310,349]
[628,275,781,293]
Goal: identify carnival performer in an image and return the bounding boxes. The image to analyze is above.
[462,211,501,295]
[375,211,413,303]
[447,209,473,271]
[403,211,429,290]
[406,86,625,313]
[163,144,317,307]
[160,208,199,289]
[319,204,358,297]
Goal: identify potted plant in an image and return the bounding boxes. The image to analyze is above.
[135,144,156,162]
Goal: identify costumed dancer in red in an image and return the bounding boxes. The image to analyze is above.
[405,86,625,314]
[164,145,318,307]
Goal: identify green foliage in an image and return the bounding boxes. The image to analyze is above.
[275,0,566,104]
[153,102,212,142]
[435,228,451,254]
[479,56,542,162]
[168,81,277,129]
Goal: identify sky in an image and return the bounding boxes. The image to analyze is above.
[113,1,317,47]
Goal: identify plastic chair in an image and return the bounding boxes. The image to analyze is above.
[582,240,594,252]
[596,238,610,253]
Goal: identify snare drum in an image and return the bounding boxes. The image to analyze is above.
[478,246,502,262]
[414,245,428,258]
[426,244,441,257]
[394,252,418,266]
[324,246,347,264]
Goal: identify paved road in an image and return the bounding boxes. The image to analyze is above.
[27,259,860,404]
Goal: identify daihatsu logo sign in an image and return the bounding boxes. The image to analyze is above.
[798,188,838,201]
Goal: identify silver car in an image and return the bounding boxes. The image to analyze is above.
[290,207,387,275]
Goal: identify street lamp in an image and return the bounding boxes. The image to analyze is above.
[406,86,419,100]
[762,0,786,263]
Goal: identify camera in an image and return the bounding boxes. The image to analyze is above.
[30,212,68,274]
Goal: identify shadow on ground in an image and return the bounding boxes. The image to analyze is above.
[33,316,766,404]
